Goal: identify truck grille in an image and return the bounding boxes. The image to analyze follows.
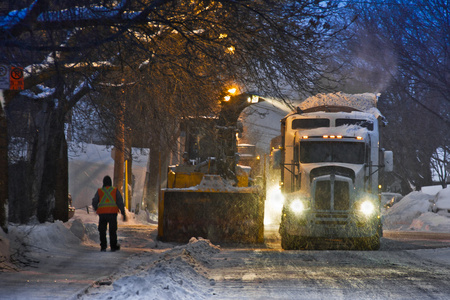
[314,180,350,211]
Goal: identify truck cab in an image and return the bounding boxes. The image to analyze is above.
[279,105,392,250]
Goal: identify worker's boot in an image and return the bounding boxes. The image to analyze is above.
[111,244,120,252]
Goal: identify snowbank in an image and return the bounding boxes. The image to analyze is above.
[383,189,450,232]
[431,187,450,210]
[0,208,156,270]
[81,237,220,300]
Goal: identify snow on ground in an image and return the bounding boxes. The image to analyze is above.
[382,189,450,232]
[1,142,450,299]
[0,188,449,299]
[82,237,220,300]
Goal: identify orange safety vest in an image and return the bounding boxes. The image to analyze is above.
[96,187,119,214]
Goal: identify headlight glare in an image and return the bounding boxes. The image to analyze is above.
[290,199,305,214]
[360,200,375,216]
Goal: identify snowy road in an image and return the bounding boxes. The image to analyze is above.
[207,245,450,300]
[81,225,450,300]
[2,223,450,299]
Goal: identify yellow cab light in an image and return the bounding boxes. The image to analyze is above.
[356,136,363,140]
[323,135,329,139]
[330,135,336,139]
[302,135,309,139]
[337,135,342,139]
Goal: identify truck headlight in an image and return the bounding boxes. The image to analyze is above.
[290,199,306,214]
[359,200,375,216]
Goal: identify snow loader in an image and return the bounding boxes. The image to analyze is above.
[158,93,265,244]
[277,93,393,250]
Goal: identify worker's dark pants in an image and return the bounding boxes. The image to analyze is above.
[98,214,118,249]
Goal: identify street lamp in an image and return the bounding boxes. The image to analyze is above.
[223,87,237,102]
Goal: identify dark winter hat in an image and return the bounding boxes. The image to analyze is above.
[103,175,112,187]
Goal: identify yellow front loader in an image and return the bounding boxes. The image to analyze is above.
[158,93,265,244]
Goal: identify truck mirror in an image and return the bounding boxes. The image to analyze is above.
[272,149,281,169]
[384,150,393,172]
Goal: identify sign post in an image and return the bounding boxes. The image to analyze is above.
[0,65,9,89]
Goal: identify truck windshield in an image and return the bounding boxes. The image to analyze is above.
[335,119,373,131]
[300,141,365,164]
[292,118,330,129]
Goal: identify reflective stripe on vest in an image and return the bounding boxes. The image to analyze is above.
[97,187,119,214]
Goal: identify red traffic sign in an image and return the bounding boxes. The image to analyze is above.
[10,66,24,90]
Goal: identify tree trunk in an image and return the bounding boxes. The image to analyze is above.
[0,101,8,232]
[54,136,68,221]
[142,141,158,212]
[31,104,69,223]
[142,137,170,213]
[113,99,125,193]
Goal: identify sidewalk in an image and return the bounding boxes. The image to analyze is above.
[0,223,162,300]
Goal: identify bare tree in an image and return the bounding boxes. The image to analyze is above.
[0,0,347,228]
[337,0,450,193]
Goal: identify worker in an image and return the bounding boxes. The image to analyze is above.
[92,175,127,252]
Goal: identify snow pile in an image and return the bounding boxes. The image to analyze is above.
[84,237,220,300]
[298,92,379,111]
[431,187,450,210]
[166,237,221,264]
[0,207,156,270]
[168,174,261,193]
[0,228,12,270]
[8,221,81,251]
[383,189,450,232]
[409,212,450,232]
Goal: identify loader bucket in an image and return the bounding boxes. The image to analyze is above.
[158,188,264,244]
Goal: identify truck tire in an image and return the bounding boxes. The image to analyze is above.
[365,232,381,250]
[280,228,309,250]
[281,233,296,250]
[280,224,296,250]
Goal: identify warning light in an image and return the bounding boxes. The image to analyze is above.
[356,136,363,140]
[323,135,329,139]
[302,135,309,139]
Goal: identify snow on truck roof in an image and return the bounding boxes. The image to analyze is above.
[298,92,379,112]
[283,92,385,122]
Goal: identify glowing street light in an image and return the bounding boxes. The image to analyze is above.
[228,88,237,95]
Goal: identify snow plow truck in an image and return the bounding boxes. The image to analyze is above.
[278,92,393,250]
[158,93,265,244]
